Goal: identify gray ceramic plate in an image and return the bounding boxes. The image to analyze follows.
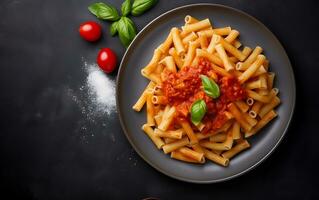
[116,4,295,183]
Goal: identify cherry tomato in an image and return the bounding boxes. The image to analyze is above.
[78,21,101,42]
[97,48,117,73]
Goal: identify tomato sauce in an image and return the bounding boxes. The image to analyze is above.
[161,58,246,133]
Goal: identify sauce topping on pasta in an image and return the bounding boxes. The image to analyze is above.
[162,58,246,132]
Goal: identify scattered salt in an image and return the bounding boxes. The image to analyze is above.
[67,59,117,143]
[86,63,116,115]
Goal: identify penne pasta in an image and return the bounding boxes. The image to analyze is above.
[248,110,257,119]
[171,27,185,55]
[233,40,242,48]
[158,106,176,131]
[154,110,163,126]
[198,32,209,49]
[181,18,211,36]
[246,89,271,103]
[227,103,252,132]
[267,72,275,89]
[213,26,231,36]
[200,140,230,151]
[184,15,199,24]
[218,37,246,61]
[192,143,205,154]
[245,79,264,90]
[152,95,168,105]
[224,129,234,149]
[183,41,199,67]
[159,31,173,54]
[153,85,162,95]
[225,29,239,43]
[240,46,263,70]
[180,120,199,145]
[182,32,198,45]
[222,140,250,159]
[146,94,155,126]
[141,48,162,75]
[251,101,263,114]
[215,44,234,71]
[242,112,258,127]
[232,121,241,140]
[238,55,266,84]
[132,82,156,111]
[203,148,229,166]
[259,74,268,89]
[209,133,227,142]
[164,137,176,144]
[160,56,177,72]
[258,96,281,118]
[211,63,232,77]
[171,150,200,163]
[252,65,267,77]
[206,34,218,54]
[246,97,254,106]
[235,100,250,113]
[142,124,165,149]
[257,88,269,96]
[144,72,162,84]
[242,46,252,60]
[245,110,277,137]
[229,56,239,63]
[179,147,205,163]
[196,48,223,66]
[196,120,233,140]
[162,137,189,154]
[168,47,183,69]
[154,128,183,139]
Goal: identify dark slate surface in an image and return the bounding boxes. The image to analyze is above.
[0,0,317,199]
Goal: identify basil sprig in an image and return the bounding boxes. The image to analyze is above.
[200,75,220,99]
[121,0,131,16]
[88,0,157,47]
[118,17,137,47]
[190,99,207,126]
[88,2,120,21]
[131,0,158,16]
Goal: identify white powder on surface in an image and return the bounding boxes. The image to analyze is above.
[86,63,116,115]
[67,59,117,143]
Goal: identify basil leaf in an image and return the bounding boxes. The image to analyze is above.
[117,17,137,47]
[110,21,118,36]
[121,0,131,16]
[131,0,158,16]
[88,2,120,21]
[191,99,207,126]
[200,75,220,99]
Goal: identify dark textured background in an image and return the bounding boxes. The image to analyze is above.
[0,0,318,199]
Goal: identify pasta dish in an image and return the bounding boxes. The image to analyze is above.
[132,15,280,166]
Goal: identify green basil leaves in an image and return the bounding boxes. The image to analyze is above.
[88,3,120,21]
[190,99,207,126]
[88,0,157,47]
[121,0,131,16]
[110,21,118,36]
[190,75,220,125]
[131,0,158,16]
[200,75,220,99]
[117,17,137,47]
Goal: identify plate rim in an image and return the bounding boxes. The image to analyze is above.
[116,3,296,183]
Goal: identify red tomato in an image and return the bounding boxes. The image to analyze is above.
[78,21,101,42]
[97,48,117,73]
